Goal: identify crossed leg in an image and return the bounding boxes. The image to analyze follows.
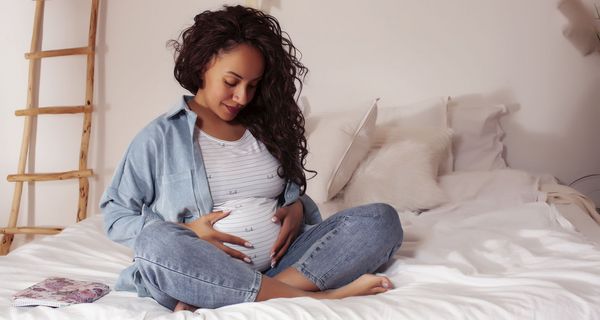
[172,203,403,311]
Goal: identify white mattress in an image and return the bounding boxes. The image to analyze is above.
[1,169,600,319]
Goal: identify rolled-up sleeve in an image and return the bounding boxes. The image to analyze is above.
[100,135,163,249]
[280,181,323,226]
[299,194,322,225]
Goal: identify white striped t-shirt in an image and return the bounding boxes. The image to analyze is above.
[197,127,285,207]
[197,127,286,270]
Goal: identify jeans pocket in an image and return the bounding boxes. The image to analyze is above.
[155,171,198,222]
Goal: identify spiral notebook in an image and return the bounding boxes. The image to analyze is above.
[12,277,110,307]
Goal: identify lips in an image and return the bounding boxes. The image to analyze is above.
[224,104,241,115]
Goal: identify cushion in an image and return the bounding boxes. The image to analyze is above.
[343,128,452,212]
[375,96,452,175]
[448,96,508,171]
[438,169,543,206]
[304,99,378,203]
[374,126,453,177]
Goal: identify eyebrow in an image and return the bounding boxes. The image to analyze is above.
[226,71,262,82]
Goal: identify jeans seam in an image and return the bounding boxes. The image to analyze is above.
[293,262,326,290]
[248,270,262,302]
[135,256,261,297]
[141,276,178,310]
[294,216,351,290]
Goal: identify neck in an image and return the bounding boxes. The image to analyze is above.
[187,98,221,126]
[187,98,245,140]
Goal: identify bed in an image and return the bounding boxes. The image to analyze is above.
[1,95,599,319]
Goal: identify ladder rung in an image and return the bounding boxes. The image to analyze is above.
[25,46,92,59]
[15,106,92,116]
[0,227,63,235]
[7,169,93,182]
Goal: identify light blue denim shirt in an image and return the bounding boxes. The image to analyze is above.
[100,95,322,294]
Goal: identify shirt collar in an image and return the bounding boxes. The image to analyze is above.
[165,95,195,119]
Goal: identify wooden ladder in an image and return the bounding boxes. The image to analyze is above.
[0,0,100,255]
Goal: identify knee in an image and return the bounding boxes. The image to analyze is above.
[364,203,403,246]
[133,221,199,294]
[134,220,194,259]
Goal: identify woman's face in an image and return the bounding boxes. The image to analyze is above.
[194,43,265,122]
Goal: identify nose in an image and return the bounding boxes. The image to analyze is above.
[233,87,251,106]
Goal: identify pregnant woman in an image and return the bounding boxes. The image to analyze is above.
[100,5,403,311]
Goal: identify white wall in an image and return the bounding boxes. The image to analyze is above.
[1,0,599,246]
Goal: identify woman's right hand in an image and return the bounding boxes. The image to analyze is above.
[181,211,254,264]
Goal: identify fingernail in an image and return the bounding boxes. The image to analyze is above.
[223,210,231,214]
[244,242,254,248]
[244,257,252,263]
[271,217,277,223]
[270,252,275,258]
[382,281,389,289]
[270,259,276,268]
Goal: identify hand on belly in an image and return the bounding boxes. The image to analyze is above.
[213,198,281,271]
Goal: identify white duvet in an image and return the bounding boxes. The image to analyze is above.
[1,169,600,320]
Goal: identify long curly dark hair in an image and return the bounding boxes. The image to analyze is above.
[168,5,313,194]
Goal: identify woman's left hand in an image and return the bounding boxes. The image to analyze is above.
[270,200,304,268]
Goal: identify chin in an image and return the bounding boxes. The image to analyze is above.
[220,114,238,122]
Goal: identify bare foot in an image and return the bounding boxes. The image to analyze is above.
[327,274,393,299]
[173,300,198,312]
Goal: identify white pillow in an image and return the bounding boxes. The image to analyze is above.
[305,100,378,203]
[376,96,452,175]
[343,129,452,212]
[448,97,508,171]
[374,126,453,177]
[438,169,542,206]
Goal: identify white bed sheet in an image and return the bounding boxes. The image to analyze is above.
[1,169,600,320]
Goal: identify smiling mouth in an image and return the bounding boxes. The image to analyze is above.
[224,104,241,115]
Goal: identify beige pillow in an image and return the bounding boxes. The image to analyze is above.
[448,96,508,171]
[374,126,453,177]
[305,100,378,203]
[343,128,452,212]
[376,96,452,175]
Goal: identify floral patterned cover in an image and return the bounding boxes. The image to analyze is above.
[12,277,110,307]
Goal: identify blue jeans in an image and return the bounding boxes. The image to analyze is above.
[134,203,403,310]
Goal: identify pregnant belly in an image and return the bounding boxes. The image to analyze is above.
[213,198,281,271]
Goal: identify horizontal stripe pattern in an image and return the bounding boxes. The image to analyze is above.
[198,128,285,206]
[197,128,285,271]
[213,198,280,271]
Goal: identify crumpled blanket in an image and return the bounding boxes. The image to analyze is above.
[541,183,600,224]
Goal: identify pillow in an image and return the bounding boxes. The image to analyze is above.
[448,96,508,171]
[343,128,452,212]
[374,126,453,177]
[305,99,378,203]
[375,96,452,175]
[438,169,543,206]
